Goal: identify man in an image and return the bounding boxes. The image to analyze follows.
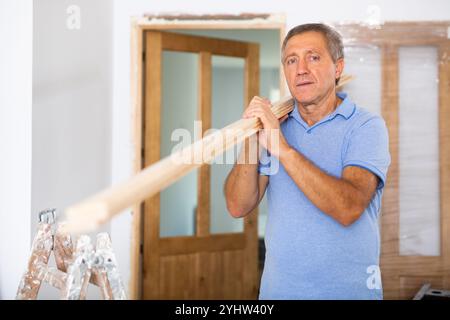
[224,23,391,299]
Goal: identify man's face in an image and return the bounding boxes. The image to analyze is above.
[282,31,344,106]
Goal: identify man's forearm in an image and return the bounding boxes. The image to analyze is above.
[278,146,369,225]
[224,137,261,217]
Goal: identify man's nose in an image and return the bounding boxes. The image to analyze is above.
[296,58,309,75]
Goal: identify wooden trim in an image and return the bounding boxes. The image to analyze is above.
[380,44,400,299]
[242,43,260,299]
[279,24,287,97]
[134,15,286,31]
[380,44,399,259]
[161,32,250,57]
[382,256,442,268]
[197,52,212,237]
[130,19,144,300]
[144,13,273,21]
[160,234,246,256]
[439,42,450,289]
[139,23,287,30]
[142,31,163,300]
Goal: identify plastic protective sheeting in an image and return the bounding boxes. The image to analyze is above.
[342,46,381,115]
[399,46,440,256]
[341,43,442,257]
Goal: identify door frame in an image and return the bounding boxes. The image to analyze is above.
[129,14,287,300]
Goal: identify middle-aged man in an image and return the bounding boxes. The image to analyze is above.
[224,23,391,299]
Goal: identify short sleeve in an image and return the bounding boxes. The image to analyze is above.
[342,116,391,189]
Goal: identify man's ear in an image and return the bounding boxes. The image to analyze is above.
[335,58,345,81]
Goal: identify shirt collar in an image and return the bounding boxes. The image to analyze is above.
[289,91,356,127]
[333,92,356,120]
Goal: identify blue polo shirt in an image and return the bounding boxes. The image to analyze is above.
[258,92,390,300]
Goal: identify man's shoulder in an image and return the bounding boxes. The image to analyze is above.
[350,105,386,130]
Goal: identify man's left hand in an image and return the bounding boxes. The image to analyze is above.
[243,96,290,158]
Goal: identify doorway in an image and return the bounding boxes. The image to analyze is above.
[130,14,286,299]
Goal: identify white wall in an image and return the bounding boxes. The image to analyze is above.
[31,0,113,299]
[111,0,450,295]
[0,0,33,299]
[32,0,112,228]
[0,0,114,299]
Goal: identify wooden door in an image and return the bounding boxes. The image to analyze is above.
[141,31,259,299]
[380,39,450,299]
[334,23,450,299]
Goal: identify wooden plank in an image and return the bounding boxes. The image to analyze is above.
[142,31,163,300]
[160,233,246,256]
[242,42,260,299]
[64,75,352,234]
[161,31,250,57]
[63,95,295,233]
[197,52,212,237]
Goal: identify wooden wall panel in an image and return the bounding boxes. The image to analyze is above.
[158,250,245,299]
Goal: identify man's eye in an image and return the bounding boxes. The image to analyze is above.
[286,57,297,65]
[309,55,320,62]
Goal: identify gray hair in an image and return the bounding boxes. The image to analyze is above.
[282,23,344,63]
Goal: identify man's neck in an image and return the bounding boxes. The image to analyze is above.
[296,90,341,127]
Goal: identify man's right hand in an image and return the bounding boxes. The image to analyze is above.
[243,96,289,158]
